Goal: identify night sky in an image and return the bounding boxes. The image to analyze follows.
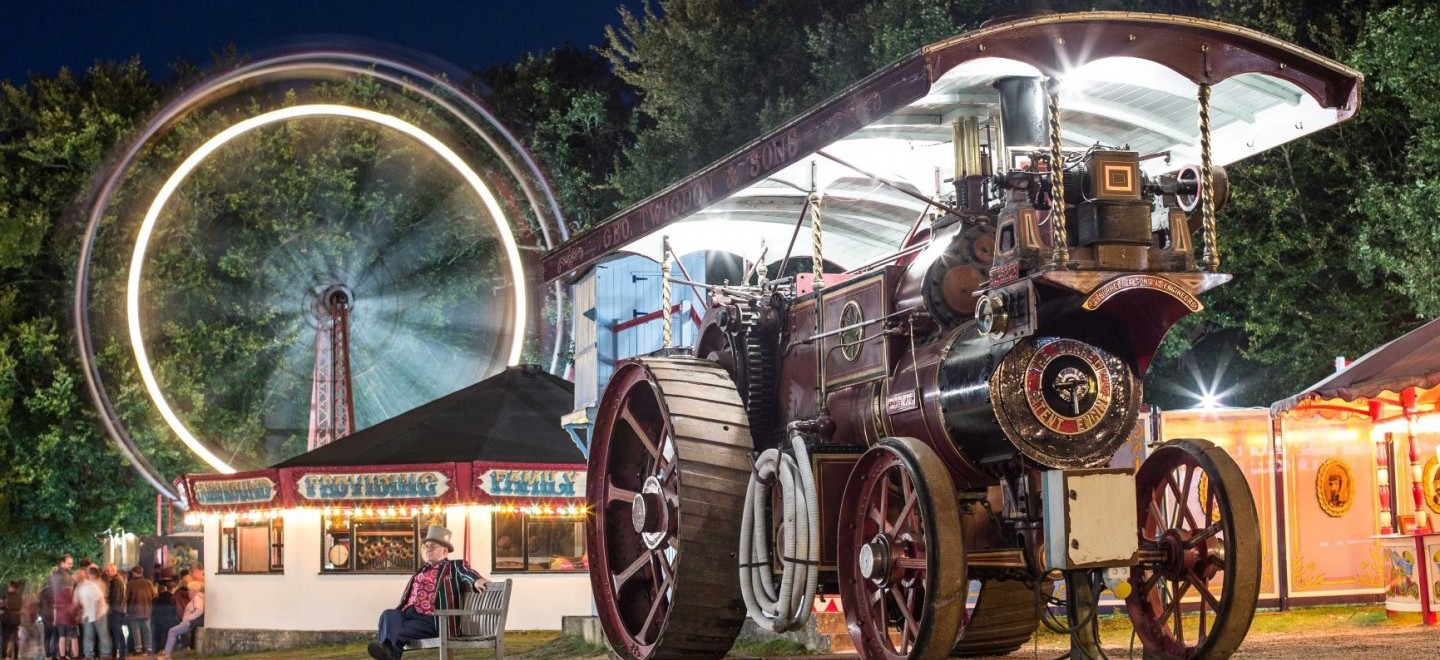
[3,0,647,84]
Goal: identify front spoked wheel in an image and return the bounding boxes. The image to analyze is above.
[1127,438,1260,659]
[838,437,966,660]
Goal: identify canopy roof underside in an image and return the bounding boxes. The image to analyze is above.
[544,11,1362,281]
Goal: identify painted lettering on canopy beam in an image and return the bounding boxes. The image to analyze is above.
[296,471,451,501]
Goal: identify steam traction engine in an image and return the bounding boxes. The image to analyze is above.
[542,13,1363,660]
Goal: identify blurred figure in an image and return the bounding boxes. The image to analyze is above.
[151,581,176,658]
[124,568,155,656]
[39,581,55,660]
[103,565,126,660]
[45,555,72,660]
[157,583,202,659]
[75,567,111,660]
[52,568,78,660]
[1,581,21,659]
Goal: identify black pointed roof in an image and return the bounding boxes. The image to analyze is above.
[274,364,583,468]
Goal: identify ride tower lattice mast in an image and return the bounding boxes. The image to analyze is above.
[308,286,356,450]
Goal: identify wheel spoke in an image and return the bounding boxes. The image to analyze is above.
[891,587,919,650]
[637,568,674,642]
[1170,579,1191,644]
[878,471,892,532]
[606,478,640,506]
[619,407,661,461]
[1139,567,1163,595]
[889,488,918,538]
[1188,566,1222,611]
[612,550,653,593]
[894,557,927,572]
[1146,498,1167,540]
[869,502,885,530]
[1177,465,1202,530]
[656,547,677,582]
[1185,521,1223,548]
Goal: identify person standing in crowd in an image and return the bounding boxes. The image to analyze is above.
[53,564,79,660]
[1,581,21,659]
[157,583,201,659]
[150,581,175,658]
[20,590,39,660]
[124,568,154,657]
[39,582,55,660]
[103,566,126,660]
[75,567,110,660]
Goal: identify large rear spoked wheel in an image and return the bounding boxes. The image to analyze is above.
[586,358,753,660]
[1127,438,1260,659]
[839,437,967,660]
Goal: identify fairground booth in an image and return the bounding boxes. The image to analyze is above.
[178,365,590,652]
[1271,318,1440,624]
[1160,319,1440,625]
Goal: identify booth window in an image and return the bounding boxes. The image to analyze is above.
[492,512,586,572]
[219,517,284,574]
[322,512,445,574]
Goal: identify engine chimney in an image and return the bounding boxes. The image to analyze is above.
[995,77,1049,166]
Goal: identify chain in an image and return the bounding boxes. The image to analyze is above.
[1046,77,1069,267]
[1198,83,1220,271]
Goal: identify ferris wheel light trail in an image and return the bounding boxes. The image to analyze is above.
[128,104,527,474]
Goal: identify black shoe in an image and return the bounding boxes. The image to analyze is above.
[366,641,394,660]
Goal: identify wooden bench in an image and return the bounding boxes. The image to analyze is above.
[406,578,512,659]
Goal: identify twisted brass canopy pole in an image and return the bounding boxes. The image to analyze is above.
[1198,83,1220,271]
[1046,77,1070,267]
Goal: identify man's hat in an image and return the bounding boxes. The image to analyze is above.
[422,525,454,552]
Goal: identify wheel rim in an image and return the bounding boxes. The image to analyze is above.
[590,366,679,655]
[839,438,966,660]
[586,358,751,660]
[1127,439,1260,659]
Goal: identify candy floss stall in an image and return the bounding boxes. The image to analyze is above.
[177,366,593,653]
[1271,319,1440,624]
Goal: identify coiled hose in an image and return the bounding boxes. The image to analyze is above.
[738,433,820,632]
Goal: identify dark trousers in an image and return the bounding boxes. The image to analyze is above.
[0,623,17,659]
[106,611,126,658]
[377,607,437,659]
[44,623,58,658]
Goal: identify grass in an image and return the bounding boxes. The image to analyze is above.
[202,631,568,658]
[198,604,1419,659]
[1029,603,1413,649]
[729,637,814,657]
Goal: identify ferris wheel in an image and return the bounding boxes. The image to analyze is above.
[74,47,567,500]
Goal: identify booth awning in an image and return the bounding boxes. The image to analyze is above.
[1271,317,1440,415]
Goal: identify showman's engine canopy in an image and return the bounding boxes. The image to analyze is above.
[541,12,1362,660]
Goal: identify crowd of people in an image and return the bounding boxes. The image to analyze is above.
[0,554,205,660]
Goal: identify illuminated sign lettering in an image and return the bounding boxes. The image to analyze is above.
[296,471,451,501]
[479,469,585,499]
[192,477,277,506]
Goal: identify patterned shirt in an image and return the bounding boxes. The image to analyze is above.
[404,562,442,615]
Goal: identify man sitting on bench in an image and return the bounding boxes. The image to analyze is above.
[369,525,490,660]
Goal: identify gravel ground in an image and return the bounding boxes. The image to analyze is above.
[748,624,1440,659]
[979,625,1440,659]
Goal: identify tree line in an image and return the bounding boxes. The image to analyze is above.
[1,0,1436,579]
